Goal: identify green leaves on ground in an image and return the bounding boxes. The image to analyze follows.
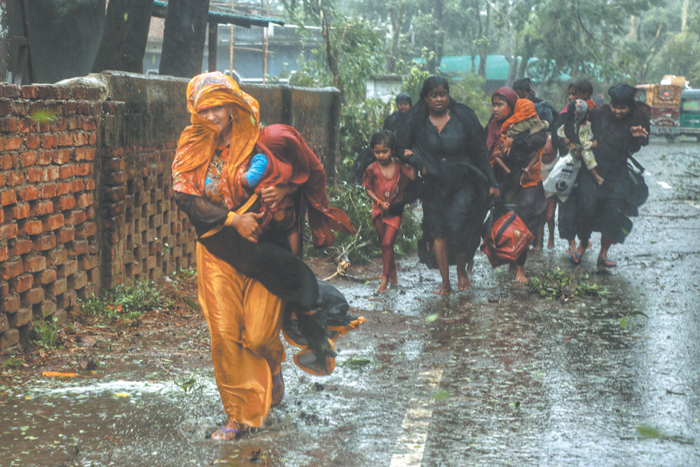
[32,317,61,350]
[79,280,168,321]
[528,268,609,300]
[340,356,372,369]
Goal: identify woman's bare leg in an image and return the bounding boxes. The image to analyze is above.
[433,237,451,294]
[456,252,471,291]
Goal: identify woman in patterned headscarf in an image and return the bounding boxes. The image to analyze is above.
[172,72,363,440]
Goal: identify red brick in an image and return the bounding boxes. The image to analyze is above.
[18,186,40,201]
[0,154,13,170]
[53,118,67,131]
[24,134,41,149]
[1,117,19,132]
[8,308,31,327]
[1,259,24,280]
[33,233,56,251]
[7,203,30,220]
[67,210,86,226]
[56,226,75,244]
[103,171,127,186]
[0,223,18,240]
[45,166,59,181]
[88,133,97,145]
[0,329,20,350]
[76,221,96,239]
[1,189,17,206]
[21,86,38,98]
[1,295,21,313]
[30,200,54,216]
[104,158,125,172]
[43,214,64,231]
[48,247,67,266]
[36,151,53,165]
[9,238,33,256]
[53,149,71,164]
[18,118,34,133]
[19,151,36,167]
[76,192,93,207]
[69,271,88,290]
[68,240,87,256]
[53,196,74,212]
[58,133,72,147]
[0,173,6,189]
[56,182,71,196]
[60,259,78,277]
[76,163,91,176]
[21,288,44,306]
[67,117,81,131]
[41,134,58,149]
[24,255,46,273]
[78,255,98,270]
[59,164,75,179]
[36,300,57,318]
[26,167,44,183]
[73,132,88,146]
[3,84,21,98]
[7,171,24,186]
[83,119,97,131]
[41,183,57,198]
[47,278,67,296]
[5,136,22,150]
[35,268,57,285]
[22,220,43,235]
[11,274,33,293]
[71,179,85,193]
[0,246,7,262]
[85,179,95,190]
[38,121,51,132]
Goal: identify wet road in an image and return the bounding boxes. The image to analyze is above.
[1,140,699,466]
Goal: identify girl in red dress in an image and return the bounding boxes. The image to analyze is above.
[363,130,417,293]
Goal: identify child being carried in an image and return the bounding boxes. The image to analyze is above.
[557,99,603,185]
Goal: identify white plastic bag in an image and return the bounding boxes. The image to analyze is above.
[542,154,581,201]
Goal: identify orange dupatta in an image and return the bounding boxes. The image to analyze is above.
[500,99,542,188]
[172,72,261,210]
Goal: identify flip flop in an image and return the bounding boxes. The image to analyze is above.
[597,258,617,268]
[568,250,582,265]
[209,425,241,440]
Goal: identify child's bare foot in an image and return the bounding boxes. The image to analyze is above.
[210,419,243,441]
[457,273,471,291]
[467,260,474,274]
[377,277,389,293]
[514,265,529,283]
[389,269,398,286]
[532,244,542,251]
[547,239,555,249]
[508,263,517,275]
[434,281,451,295]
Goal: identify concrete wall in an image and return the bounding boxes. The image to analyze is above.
[0,72,341,350]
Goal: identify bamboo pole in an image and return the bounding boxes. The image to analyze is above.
[229,0,235,78]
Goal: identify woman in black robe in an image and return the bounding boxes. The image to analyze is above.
[575,84,650,267]
[399,76,499,294]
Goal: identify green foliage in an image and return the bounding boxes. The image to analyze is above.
[528,268,609,300]
[32,317,61,350]
[401,58,431,105]
[79,280,166,321]
[445,72,491,124]
[2,356,25,369]
[306,182,419,264]
[654,32,700,87]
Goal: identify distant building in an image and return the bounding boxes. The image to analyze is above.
[366,74,404,103]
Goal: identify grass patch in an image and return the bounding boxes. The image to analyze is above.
[79,280,169,321]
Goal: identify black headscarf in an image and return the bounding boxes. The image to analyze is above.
[608,84,637,107]
[512,77,532,92]
[395,92,412,106]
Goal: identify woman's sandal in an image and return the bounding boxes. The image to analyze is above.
[209,425,241,441]
[568,250,582,265]
[271,371,285,408]
[597,258,617,268]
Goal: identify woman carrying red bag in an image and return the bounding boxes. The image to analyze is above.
[485,87,547,282]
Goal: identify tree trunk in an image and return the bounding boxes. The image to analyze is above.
[92,0,154,73]
[682,0,689,31]
[387,2,404,73]
[434,0,445,70]
[159,0,210,78]
[503,13,517,86]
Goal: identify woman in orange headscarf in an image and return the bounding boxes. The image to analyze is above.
[172,72,363,440]
[485,87,547,282]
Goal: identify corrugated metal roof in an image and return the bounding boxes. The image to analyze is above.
[414,55,572,82]
[152,0,284,28]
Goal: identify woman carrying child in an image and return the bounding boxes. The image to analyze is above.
[486,88,547,282]
[399,76,499,295]
[363,130,417,293]
[575,84,650,267]
[172,72,364,440]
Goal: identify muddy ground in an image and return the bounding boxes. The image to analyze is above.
[1,140,699,467]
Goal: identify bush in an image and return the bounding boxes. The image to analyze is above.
[32,317,61,349]
[80,280,167,321]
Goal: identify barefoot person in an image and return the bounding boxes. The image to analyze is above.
[485,88,547,283]
[172,72,364,440]
[363,130,417,293]
[575,84,650,266]
[399,76,499,294]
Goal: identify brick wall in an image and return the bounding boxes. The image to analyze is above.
[0,83,101,350]
[0,71,342,351]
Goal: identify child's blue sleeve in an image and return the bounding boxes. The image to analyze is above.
[245,153,269,187]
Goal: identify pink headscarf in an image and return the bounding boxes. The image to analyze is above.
[486,87,519,154]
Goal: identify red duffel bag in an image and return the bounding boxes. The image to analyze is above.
[481,203,535,268]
